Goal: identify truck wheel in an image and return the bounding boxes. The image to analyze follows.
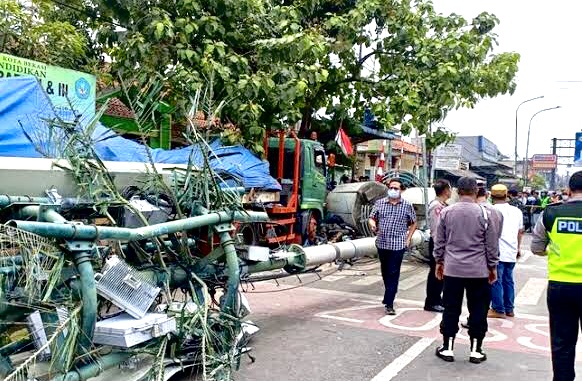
[300,210,319,244]
[236,223,259,246]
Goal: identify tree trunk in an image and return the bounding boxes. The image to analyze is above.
[299,105,313,135]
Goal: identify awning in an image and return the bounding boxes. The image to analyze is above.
[438,169,485,180]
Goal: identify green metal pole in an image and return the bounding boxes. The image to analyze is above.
[14,205,68,223]
[0,195,51,208]
[218,226,239,314]
[50,353,132,381]
[192,246,225,272]
[74,251,97,357]
[9,211,269,241]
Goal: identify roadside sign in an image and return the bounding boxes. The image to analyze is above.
[434,144,462,157]
[531,154,557,170]
[434,157,461,170]
[0,53,96,123]
[575,132,582,167]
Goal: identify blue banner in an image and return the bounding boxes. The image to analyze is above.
[576,132,582,166]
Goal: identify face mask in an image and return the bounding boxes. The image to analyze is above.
[563,195,569,201]
[387,189,400,198]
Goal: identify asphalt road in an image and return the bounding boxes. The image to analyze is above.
[233,234,582,381]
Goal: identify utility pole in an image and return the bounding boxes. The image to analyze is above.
[515,96,544,176]
[550,138,557,190]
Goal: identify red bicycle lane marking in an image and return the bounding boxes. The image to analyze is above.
[313,301,582,357]
[242,284,581,358]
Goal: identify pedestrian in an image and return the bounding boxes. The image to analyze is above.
[434,176,499,364]
[541,191,551,209]
[531,171,582,381]
[508,188,523,208]
[488,184,524,319]
[368,178,417,315]
[477,187,504,240]
[423,178,452,313]
[528,191,542,227]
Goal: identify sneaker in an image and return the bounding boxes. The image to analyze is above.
[424,305,445,313]
[469,350,487,364]
[385,306,396,315]
[487,309,505,319]
[435,337,455,362]
[469,338,487,364]
[506,311,515,317]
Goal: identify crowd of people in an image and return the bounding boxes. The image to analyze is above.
[367,171,582,381]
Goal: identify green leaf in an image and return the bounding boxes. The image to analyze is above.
[155,22,164,40]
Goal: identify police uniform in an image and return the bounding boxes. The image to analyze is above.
[531,196,582,381]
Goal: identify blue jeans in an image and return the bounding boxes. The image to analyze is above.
[491,261,516,314]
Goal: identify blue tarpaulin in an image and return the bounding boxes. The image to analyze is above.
[0,77,281,191]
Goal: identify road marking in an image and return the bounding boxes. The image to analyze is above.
[400,263,416,273]
[398,271,426,290]
[351,275,383,286]
[518,249,533,263]
[306,287,548,321]
[515,278,547,305]
[379,308,441,331]
[316,314,364,324]
[322,275,346,282]
[370,337,435,381]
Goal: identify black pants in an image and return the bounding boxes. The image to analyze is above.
[378,248,405,307]
[424,238,443,307]
[440,276,491,340]
[547,281,582,381]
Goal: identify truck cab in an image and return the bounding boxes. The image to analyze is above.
[239,131,327,246]
[267,136,327,219]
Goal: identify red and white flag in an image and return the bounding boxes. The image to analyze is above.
[335,127,353,156]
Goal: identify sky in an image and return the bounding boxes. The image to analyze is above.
[431,0,582,168]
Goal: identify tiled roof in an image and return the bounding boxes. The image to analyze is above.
[392,139,421,154]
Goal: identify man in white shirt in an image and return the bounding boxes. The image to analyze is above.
[488,184,524,318]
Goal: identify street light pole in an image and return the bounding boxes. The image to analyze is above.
[515,96,544,176]
[524,106,561,186]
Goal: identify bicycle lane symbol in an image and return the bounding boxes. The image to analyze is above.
[314,302,570,356]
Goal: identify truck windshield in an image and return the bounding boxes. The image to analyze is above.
[268,146,298,180]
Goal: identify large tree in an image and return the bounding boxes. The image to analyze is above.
[3,0,520,152]
[0,0,97,70]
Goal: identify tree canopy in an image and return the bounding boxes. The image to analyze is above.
[1,0,520,152]
[0,0,97,70]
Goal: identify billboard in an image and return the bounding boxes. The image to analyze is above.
[575,132,582,167]
[0,53,96,124]
[531,154,557,170]
[435,144,462,157]
[434,157,461,170]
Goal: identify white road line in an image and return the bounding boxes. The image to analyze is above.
[322,275,346,282]
[515,278,547,306]
[351,275,383,286]
[398,271,427,290]
[316,314,365,323]
[305,287,550,321]
[400,264,416,273]
[518,249,533,263]
[370,337,435,381]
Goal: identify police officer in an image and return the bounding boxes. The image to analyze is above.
[531,170,582,381]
